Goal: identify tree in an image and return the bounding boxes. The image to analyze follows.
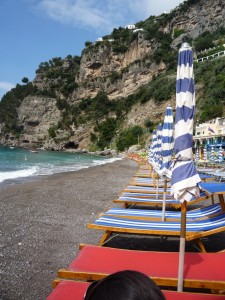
[22,77,29,84]
[85,41,93,47]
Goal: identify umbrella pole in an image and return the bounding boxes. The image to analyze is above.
[162,179,167,221]
[177,200,187,292]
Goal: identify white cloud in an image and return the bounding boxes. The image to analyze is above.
[31,0,184,34]
[131,0,184,20]
[0,82,15,100]
[0,81,15,92]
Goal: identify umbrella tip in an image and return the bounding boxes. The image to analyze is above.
[181,42,191,49]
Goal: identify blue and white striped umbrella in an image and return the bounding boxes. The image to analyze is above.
[210,146,215,162]
[171,42,201,292]
[158,107,174,178]
[203,146,207,161]
[153,124,162,170]
[171,43,201,202]
[147,142,153,164]
[148,130,157,166]
[157,107,174,220]
[218,146,223,163]
[195,148,199,163]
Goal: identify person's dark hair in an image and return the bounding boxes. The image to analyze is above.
[84,270,165,300]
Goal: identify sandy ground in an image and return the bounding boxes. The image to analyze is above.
[1,158,225,299]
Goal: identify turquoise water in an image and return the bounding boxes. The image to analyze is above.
[0,146,121,185]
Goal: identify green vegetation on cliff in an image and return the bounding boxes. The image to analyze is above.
[0,3,225,151]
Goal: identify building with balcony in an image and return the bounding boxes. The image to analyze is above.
[194,117,225,150]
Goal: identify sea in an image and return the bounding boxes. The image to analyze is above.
[0,145,121,187]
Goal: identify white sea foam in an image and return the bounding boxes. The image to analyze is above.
[0,166,38,183]
[92,157,122,165]
[0,155,122,184]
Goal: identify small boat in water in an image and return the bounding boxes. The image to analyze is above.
[29,149,38,153]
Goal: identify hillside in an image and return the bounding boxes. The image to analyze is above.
[0,0,225,151]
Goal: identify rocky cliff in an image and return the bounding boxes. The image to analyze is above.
[1,0,225,151]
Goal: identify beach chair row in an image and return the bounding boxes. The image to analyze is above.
[46,165,225,299]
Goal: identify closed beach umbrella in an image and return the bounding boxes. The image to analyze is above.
[154,124,163,171]
[157,107,174,220]
[152,124,163,194]
[210,146,214,163]
[203,146,207,161]
[158,107,174,178]
[195,148,199,162]
[148,130,157,166]
[218,146,223,163]
[171,42,201,292]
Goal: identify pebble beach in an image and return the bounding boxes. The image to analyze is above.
[1,159,138,299]
[1,158,225,299]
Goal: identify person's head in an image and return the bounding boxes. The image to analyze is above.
[84,270,165,300]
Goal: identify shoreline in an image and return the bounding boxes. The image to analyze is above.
[0,155,124,191]
[1,158,138,300]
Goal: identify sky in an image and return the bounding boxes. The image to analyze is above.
[0,0,184,100]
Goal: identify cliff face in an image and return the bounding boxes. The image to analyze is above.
[1,0,225,150]
[74,35,161,101]
[17,96,61,148]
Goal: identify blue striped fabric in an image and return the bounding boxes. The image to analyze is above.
[152,124,162,170]
[203,146,207,161]
[132,178,166,183]
[219,146,223,162]
[157,107,174,178]
[195,148,199,162]
[171,44,201,202]
[117,192,206,204]
[199,182,225,194]
[94,213,225,231]
[125,185,171,192]
[105,203,222,221]
[120,192,170,199]
[210,147,215,162]
[148,130,157,165]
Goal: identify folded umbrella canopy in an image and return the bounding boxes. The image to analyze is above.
[157,107,174,220]
[218,146,223,163]
[195,148,199,163]
[153,124,163,171]
[171,42,201,292]
[210,146,215,163]
[147,130,157,165]
[203,145,207,162]
[158,107,174,178]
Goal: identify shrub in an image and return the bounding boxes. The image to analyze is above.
[173,28,186,38]
[194,31,214,52]
[96,118,118,150]
[199,104,223,123]
[48,125,57,138]
[116,126,143,151]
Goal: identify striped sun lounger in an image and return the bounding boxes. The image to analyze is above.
[104,203,223,221]
[200,182,225,209]
[87,212,225,251]
[114,192,207,208]
[123,185,171,194]
[130,177,171,188]
[119,192,170,198]
[55,244,225,292]
[47,280,225,299]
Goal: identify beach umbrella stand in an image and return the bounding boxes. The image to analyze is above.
[171,43,201,292]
